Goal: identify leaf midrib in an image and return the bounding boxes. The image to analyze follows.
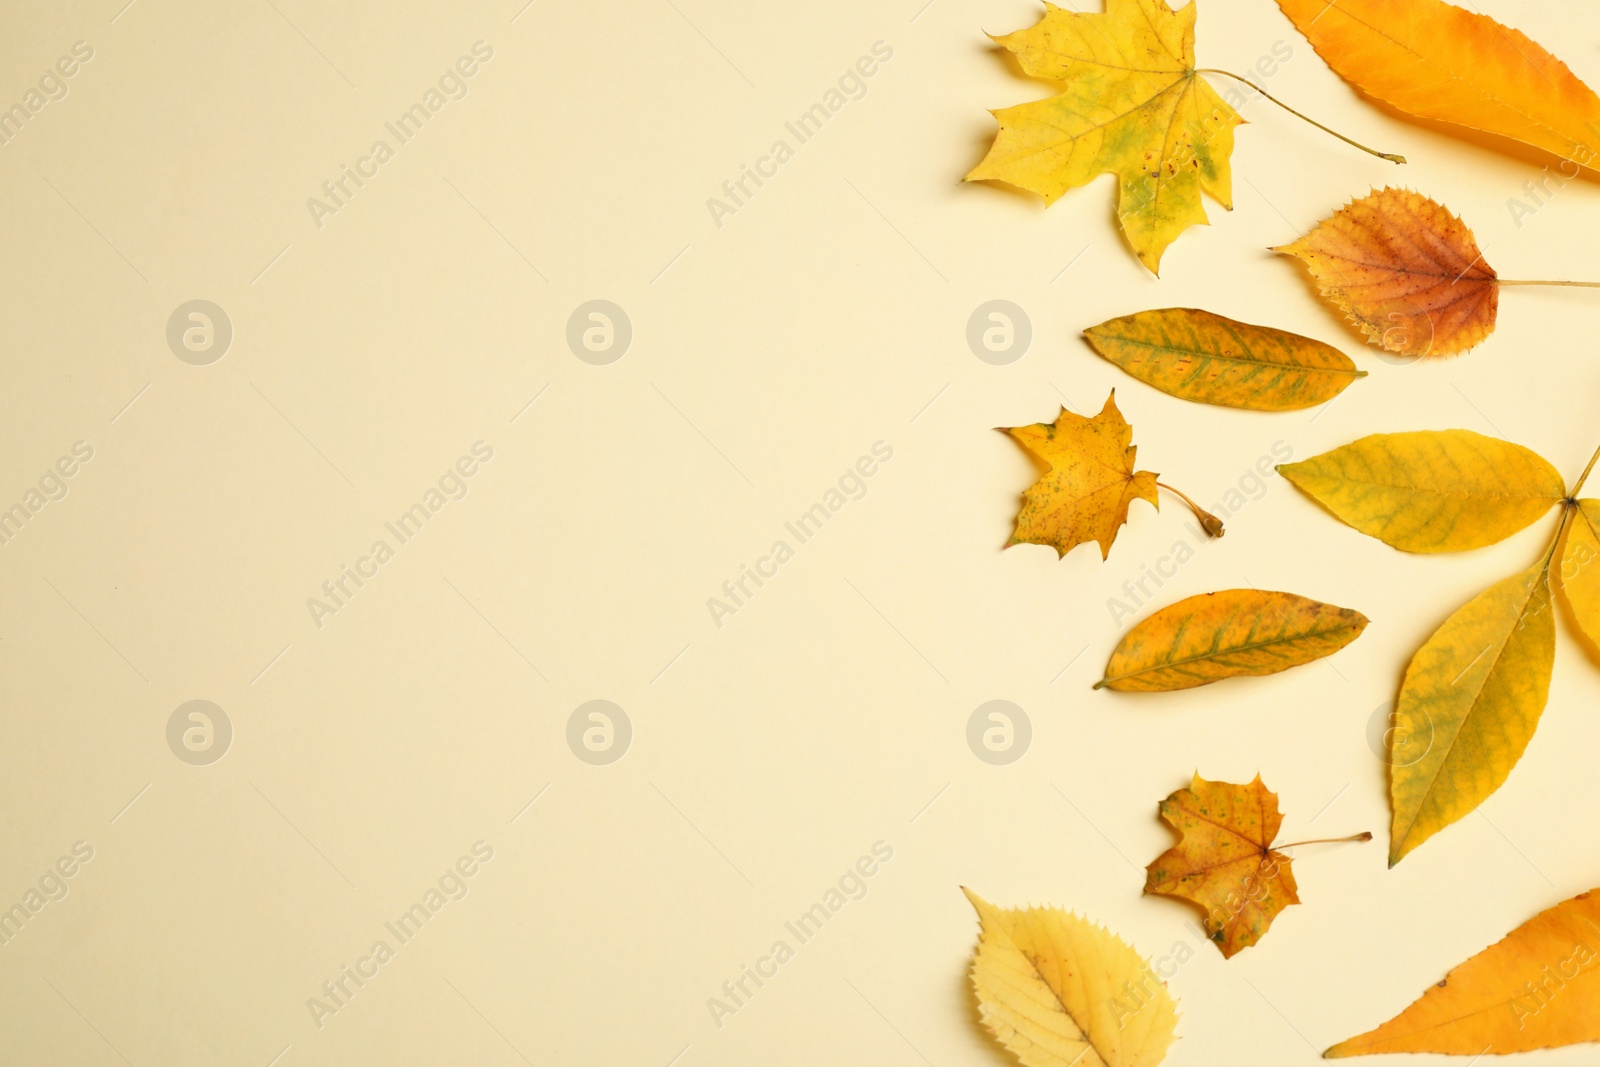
[1103,618,1357,684]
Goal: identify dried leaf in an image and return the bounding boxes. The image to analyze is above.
[1274,188,1498,357]
[1276,0,1600,169]
[1278,430,1566,553]
[1326,888,1600,1056]
[1084,308,1365,411]
[1144,775,1299,958]
[1096,589,1367,692]
[967,0,1242,273]
[964,888,1179,1067]
[1558,500,1600,654]
[1389,565,1556,865]
[1003,392,1159,560]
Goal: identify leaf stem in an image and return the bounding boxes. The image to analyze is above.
[1275,831,1373,849]
[1496,279,1600,288]
[1194,69,1406,164]
[1157,481,1225,537]
[1574,442,1600,497]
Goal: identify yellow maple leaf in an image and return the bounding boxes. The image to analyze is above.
[966,0,1243,273]
[1327,888,1600,1056]
[964,888,1179,1067]
[1003,392,1161,560]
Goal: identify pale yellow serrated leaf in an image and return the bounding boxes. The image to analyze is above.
[965,888,1178,1067]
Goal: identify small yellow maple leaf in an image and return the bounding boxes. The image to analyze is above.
[967,0,1243,273]
[964,888,1179,1067]
[1144,774,1302,958]
[1002,391,1159,560]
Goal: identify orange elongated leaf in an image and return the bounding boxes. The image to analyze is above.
[1002,391,1160,560]
[1083,308,1366,411]
[1276,0,1600,169]
[1097,589,1367,691]
[1274,188,1498,358]
[1326,888,1600,1056]
[1144,775,1299,958]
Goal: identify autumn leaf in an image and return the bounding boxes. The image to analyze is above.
[1276,0,1600,170]
[1388,565,1556,865]
[1096,589,1367,691]
[1145,775,1300,958]
[1003,392,1163,560]
[1274,189,1497,358]
[966,0,1243,273]
[1083,308,1364,411]
[1326,888,1600,1056]
[964,888,1179,1067]
[1278,430,1566,553]
[1559,500,1600,654]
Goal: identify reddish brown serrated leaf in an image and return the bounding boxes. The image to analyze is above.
[1274,188,1498,358]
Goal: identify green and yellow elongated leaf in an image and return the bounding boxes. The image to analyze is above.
[965,888,1179,1067]
[1084,308,1365,411]
[1096,589,1367,692]
[1279,431,1566,553]
[1326,888,1600,1056]
[1389,565,1556,865]
[1558,500,1600,653]
[966,0,1242,273]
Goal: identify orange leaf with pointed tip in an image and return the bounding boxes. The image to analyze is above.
[1275,0,1600,169]
[1002,391,1161,560]
[1326,888,1600,1057]
[1144,774,1300,958]
[1274,188,1497,358]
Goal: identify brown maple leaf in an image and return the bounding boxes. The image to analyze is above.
[1144,774,1302,958]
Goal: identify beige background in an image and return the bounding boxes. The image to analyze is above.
[3,0,1600,1064]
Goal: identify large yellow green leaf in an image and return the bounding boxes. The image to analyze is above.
[1096,589,1367,692]
[1084,308,1365,411]
[1389,565,1556,865]
[1558,500,1600,653]
[966,0,1242,273]
[964,888,1179,1067]
[1279,431,1565,553]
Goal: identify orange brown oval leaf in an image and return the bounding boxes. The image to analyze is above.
[1097,589,1368,691]
[1144,774,1298,959]
[1274,188,1498,358]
